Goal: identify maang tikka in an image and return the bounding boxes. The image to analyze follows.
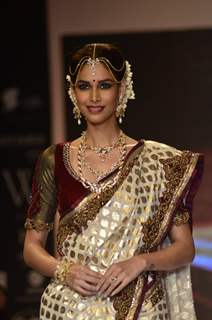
[86,44,100,76]
[66,44,101,125]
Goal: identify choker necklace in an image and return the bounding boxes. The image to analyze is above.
[77,131,127,192]
[84,130,124,162]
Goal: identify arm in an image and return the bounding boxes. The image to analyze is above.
[97,223,195,297]
[140,222,195,271]
[24,228,102,296]
[24,145,102,296]
[23,229,57,278]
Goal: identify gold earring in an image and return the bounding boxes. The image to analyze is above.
[73,105,82,125]
[67,85,82,125]
[116,96,126,124]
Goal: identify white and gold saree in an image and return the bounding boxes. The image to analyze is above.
[25,140,203,320]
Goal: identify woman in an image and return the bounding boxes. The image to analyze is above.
[24,43,203,319]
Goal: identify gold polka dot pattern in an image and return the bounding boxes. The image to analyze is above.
[39,140,197,319]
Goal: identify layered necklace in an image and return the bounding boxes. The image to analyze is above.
[84,130,126,162]
[77,131,127,193]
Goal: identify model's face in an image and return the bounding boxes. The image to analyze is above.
[73,62,122,125]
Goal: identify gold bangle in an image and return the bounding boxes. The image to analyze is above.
[54,259,73,284]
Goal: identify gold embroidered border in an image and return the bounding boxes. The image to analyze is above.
[125,275,146,320]
[173,210,190,226]
[142,274,164,311]
[25,217,53,232]
[141,151,199,252]
[111,275,146,320]
[111,279,138,320]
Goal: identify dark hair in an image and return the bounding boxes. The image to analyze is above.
[67,43,126,84]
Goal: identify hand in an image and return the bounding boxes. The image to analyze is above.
[96,256,146,298]
[66,263,103,297]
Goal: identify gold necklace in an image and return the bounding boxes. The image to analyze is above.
[84,130,124,162]
[81,146,125,182]
[77,132,127,192]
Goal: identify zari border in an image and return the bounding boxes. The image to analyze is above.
[111,275,146,320]
[25,217,54,232]
[173,210,190,226]
[126,276,147,320]
[128,151,203,319]
[142,151,201,252]
[141,274,164,311]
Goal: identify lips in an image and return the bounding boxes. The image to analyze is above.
[87,106,105,113]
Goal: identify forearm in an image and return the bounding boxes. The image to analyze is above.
[24,234,58,278]
[139,240,195,272]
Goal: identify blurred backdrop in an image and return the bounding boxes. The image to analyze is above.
[0,1,211,319]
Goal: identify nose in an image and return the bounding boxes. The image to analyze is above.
[91,86,100,103]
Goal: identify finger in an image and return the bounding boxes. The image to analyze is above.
[83,274,101,286]
[97,274,112,293]
[102,279,121,297]
[98,272,119,295]
[79,280,98,292]
[74,285,96,297]
[103,274,125,297]
[83,267,103,279]
[110,279,127,297]
[67,271,100,289]
[84,270,103,280]
[96,268,114,291]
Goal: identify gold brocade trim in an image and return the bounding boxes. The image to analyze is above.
[173,210,190,226]
[57,145,143,253]
[24,217,53,232]
[111,276,146,320]
[142,274,164,311]
[125,276,146,320]
[141,151,193,252]
[112,279,137,320]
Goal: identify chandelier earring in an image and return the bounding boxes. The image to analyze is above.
[115,61,135,124]
[66,75,82,125]
[116,95,126,124]
[73,105,82,125]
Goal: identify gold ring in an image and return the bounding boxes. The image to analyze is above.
[110,276,118,282]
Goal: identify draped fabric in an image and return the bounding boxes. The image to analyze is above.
[25,140,203,320]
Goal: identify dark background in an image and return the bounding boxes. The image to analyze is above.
[0,2,50,319]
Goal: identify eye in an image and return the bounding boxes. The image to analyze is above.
[99,82,113,89]
[76,82,90,90]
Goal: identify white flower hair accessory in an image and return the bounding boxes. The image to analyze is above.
[116,60,135,123]
[66,74,82,125]
[124,60,135,100]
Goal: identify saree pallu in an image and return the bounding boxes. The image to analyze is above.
[25,140,203,320]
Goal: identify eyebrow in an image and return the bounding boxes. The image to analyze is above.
[76,78,114,84]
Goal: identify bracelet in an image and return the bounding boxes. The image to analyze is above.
[54,259,73,284]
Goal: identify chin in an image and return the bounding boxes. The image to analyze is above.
[83,111,116,125]
[85,115,116,126]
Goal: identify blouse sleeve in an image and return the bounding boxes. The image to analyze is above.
[25,145,57,232]
[173,152,204,227]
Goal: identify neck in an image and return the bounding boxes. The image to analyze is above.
[85,122,121,147]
